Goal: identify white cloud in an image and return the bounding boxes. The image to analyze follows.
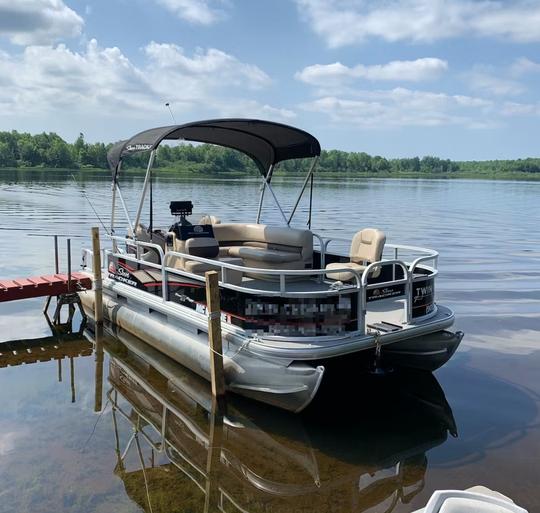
[0,39,292,124]
[216,100,297,119]
[144,42,270,89]
[296,58,448,86]
[153,0,228,25]
[295,0,540,47]
[511,57,540,76]
[300,88,494,128]
[501,101,540,116]
[467,69,525,96]
[0,0,83,45]
[0,429,27,455]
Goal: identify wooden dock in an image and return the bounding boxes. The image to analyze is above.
[0,272,92,303]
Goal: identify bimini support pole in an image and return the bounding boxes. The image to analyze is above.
[256,164,274,224]
[115,184,134,236]
[287,156,319,225]
[134,149,156,233]
[262,177,289,225]
[110,161,121,251]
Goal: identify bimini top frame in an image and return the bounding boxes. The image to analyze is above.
[107,119,321,177]
[106,119,322,236]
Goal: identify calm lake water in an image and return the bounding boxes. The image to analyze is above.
[0,170,539,513]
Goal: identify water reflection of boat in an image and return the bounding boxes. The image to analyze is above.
[102,327,457,513]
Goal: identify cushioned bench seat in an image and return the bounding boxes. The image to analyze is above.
[213,223,313,272]
[227,246,301,264]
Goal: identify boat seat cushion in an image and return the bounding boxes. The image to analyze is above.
[325,262,367,282]
[213,223,313,269]
[350,228,386,264]
[227,246,300,263]
[185,237,219,258]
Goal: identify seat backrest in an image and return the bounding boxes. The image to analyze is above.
[350,228,386,264]
[185,237,219,258]
[213,223,313,263]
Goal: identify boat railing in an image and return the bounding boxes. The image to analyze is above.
[311,232,326,266]
[162,250,364,297]
[105,235,364,298]
[361,260,412,324]
[322,237,438,265]
[82,235,442,334]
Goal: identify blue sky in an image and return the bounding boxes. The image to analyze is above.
[1,0,540,159]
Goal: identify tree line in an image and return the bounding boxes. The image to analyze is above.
[1,130,539,176]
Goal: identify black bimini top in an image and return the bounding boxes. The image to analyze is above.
[107,118,321,177]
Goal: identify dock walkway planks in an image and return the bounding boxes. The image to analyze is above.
[0,272,92,303]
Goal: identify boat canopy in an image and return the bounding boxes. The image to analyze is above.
[107,118,321,177]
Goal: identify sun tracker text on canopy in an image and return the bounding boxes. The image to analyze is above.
[107,119,322,177]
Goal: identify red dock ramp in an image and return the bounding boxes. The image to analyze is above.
[0,273,92,303]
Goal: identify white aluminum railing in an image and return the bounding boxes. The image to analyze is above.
[82,234,440,334]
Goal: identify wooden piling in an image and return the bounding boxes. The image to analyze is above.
[205,270,225,399]
[91,227,103,325]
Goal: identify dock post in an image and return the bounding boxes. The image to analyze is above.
[54,235,59,274]
[67,238,72,292]
[91,227,103,325]
[205,271,225,400]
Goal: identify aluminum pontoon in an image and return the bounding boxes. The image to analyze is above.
[80,118,461,412]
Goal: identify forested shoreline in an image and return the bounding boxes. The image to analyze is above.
[1,130,540,178]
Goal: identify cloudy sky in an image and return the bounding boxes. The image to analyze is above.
[1,0,540,159]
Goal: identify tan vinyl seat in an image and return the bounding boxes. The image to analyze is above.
[227,246,301,264]
[213,223,313,271]
[326,228,386,281]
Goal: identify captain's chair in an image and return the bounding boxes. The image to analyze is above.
[325,228,386,281]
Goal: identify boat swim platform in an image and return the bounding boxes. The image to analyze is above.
[0,272,92,303]
[0,334,93,368]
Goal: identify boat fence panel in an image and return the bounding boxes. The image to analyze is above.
[82,235,441,338]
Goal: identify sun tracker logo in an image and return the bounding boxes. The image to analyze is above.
[126,144,153,151]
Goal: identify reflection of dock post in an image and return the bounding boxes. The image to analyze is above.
[70,356,75,403]
[94,325,104,412]
[91,227,103,325]
[204,396,224,513]
[205,271,225,400]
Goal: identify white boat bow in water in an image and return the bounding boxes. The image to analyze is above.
[414,486,528,513]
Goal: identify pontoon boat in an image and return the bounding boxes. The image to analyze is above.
[80,118,461,412]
